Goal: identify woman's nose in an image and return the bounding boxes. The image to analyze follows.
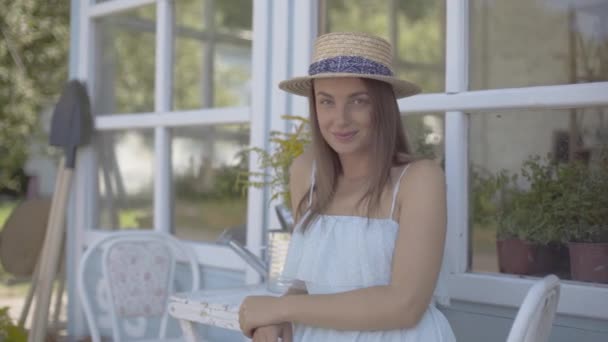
[334,103,351,124]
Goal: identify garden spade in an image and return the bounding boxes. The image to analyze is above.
[28,80,92,342]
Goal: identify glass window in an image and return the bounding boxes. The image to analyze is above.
[93,5,156,114]
[173,0,252,110]
[96,130,154,230]
[402,113,445,163]
[172,124,249,242]
[469,107,608,285]
[320,0,445,93]
[470,0,608,90]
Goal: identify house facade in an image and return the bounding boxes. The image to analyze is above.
[65,0,608,340]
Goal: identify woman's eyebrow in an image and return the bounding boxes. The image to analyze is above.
[316,91,334,98]
[348,91,369,98]
[316,91,369,98]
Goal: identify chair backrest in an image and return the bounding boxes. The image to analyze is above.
[506,275,560,342]
[78,231,200,342]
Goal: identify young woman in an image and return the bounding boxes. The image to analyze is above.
[239,32,456,342]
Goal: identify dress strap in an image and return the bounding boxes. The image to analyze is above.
[307,160,316,207]
[389,164,411,219]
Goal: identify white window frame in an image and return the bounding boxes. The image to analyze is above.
[67,1,286,329]
[394,0,608,320]
[68,2,320,336]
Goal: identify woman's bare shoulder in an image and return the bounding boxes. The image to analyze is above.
[398,159,445,198]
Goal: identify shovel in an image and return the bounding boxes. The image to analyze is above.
[28,80,92,342]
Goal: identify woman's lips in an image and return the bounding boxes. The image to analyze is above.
[333,131,357,142]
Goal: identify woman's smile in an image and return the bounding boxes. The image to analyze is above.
[332,130,358,142]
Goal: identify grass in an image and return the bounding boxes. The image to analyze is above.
[0,201,18,231]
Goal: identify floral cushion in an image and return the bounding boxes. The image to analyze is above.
[106,241,172,317]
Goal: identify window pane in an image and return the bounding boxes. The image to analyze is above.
[173,0,252,110]
[93,5,156,114]
[470,0,608,89]
[320,0,445,93]
[402,113,445,162]
[172,124,249,242]
[96,130,154,230]
[470,107,608,285]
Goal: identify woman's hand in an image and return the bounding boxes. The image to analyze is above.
[252,322,293,342]
[239,295,285,338]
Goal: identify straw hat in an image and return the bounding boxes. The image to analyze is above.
[279,32,421,99]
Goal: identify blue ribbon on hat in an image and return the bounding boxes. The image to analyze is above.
[308,56,393,77]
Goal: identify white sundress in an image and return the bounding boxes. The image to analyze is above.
[280,162,457,342]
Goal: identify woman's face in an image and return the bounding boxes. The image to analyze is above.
[313,78,374,156]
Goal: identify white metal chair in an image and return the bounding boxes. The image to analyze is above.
[506,275,560,342]
[78,231,200,342]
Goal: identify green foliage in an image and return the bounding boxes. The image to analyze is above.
[472,156,562,244]
[554,149,608,243]
[472,151,608,244]
[238,116,311,208]
[0,307,27,342]
[174,161,248,201]
[325,0,444,93]
[0,0,70,191]
[471,167,517,229]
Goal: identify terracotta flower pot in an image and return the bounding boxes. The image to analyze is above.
[497,238,558,275]
[568,242,608,284]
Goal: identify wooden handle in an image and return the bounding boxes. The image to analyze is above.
[29,159,72,342]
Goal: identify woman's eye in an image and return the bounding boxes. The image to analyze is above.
[319,99,332,105]
[352,98,369,105]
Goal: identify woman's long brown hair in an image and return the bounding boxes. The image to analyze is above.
[296,78,414,231]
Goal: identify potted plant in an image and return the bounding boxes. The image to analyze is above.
[237,115,311,224]
[236,116,311,292]
[473,156,567,276]
[555,149,608,283]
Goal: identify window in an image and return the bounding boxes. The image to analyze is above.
[469,107,608,285]
[94,5,156,114]
[470,0,608,89]
[96,129,155,230]
[86,0,253,242]
[320,0,445,93]
[173,0,252,110]
[172,124,249,242]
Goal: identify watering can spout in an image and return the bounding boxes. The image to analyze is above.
[217,226,268,279]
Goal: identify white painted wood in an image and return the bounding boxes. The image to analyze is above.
[69,0,96,337]
[94,107,250,129]
[154,128,172,232]
[168,284,278,332]
[397,82,608,113]
[444,112,469,275]
[88,0,156,18]
[445,0,469,93]
[154,0,175,234]
[443,0,470,276]
[449,273,608,320]
[245,0,273,285]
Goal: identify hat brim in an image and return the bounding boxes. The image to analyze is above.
[278,73,421,99]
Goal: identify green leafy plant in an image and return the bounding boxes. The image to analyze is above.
[0,307,27,342]
[473,155,566,245]
[555,148,608,243]
[237,116,311,208]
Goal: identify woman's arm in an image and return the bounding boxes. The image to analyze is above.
[277,160,447,331]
